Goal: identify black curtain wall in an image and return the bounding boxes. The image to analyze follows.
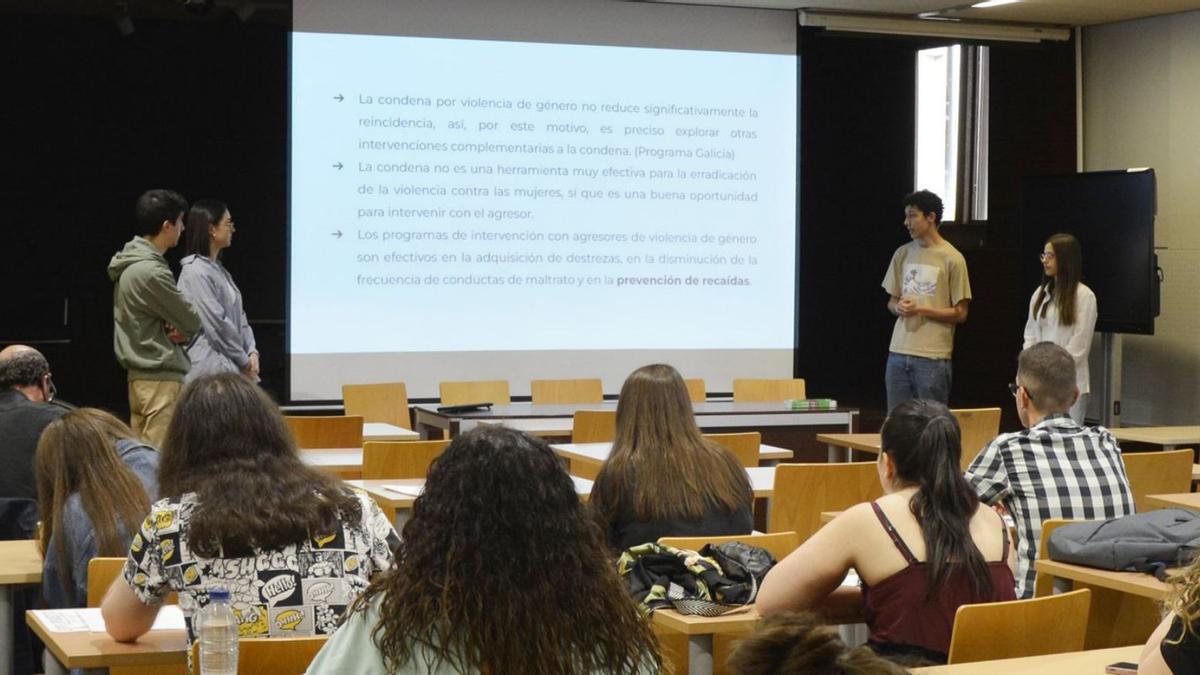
[795,29,1076,432]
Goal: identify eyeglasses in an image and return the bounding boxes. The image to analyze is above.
[1009,381,1035,403]
[1039,251,1056,261]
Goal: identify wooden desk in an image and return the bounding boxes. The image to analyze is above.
[26,611,187,671]
[299,447,363,479]
[346,475,595,524]
[912,645,1141,673]
[550,442,791,480]
[1111,426,1200,451]
[1034,559,1167,649]
[0,540,41,675]
[652,607,761,675]
[363,422,419,441]
[1146,492,1200,510]
[816,432,882,462]
[413,402,858,442]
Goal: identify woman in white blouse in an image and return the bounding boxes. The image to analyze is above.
[1023,233,1097,423]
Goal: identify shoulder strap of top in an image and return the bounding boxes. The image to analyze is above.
[1000,521,1010,561]
[869,502,919,565]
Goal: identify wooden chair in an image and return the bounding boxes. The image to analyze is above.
[658,531,800,560]
[572,410,617,443]
[362,440,451,479]
[284,415,363,449]
[342,382,411,430]
[704,432,761,468]
[191,636,327,674]
[1032,518,1076,599]
[684,378,706,403]
[946,589,1091,664]
[530,378,604,404]
[768,462,882,541]
[1123,448,1195,512]
[732,378,806,402]
[951,407,1002,469]
[439,380,510,406]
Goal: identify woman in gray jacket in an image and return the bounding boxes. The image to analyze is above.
[178,200,259,382]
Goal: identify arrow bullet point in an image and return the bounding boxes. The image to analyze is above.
[332,162,343,170]
[333,94,344,102]
[332,230,343,239]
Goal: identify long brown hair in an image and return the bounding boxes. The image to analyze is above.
[34,408,151,595]
[1032,233,1083,326]
[592,364,751,530]
[729,611,910,675]
[159,373,360,556]
[881,399,993,601]
[357,426,660,675]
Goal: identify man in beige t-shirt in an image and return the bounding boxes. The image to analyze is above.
[881,190,971,412]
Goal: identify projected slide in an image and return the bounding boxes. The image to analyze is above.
[290,32,796,397]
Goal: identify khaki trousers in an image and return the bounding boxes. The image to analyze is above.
[128,380,182,448]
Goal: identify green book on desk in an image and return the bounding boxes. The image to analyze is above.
[785,398,838,410]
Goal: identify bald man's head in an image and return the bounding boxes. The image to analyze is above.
[0,345,51,399]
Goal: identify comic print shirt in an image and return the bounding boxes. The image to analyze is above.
[122,489,399,642]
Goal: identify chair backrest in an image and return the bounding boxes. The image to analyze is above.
[704,432,761,468]
[658,531,800,561]
[284,415,363,449]
[951,407,1002,469]
[1122,449,1195,512]
[342,382,411,429]
[530,378,604,404]
[768,463,882,541]
[439,380,511,406]
[732,378,806,402]
[191,636,328,674]
[1033,518,1077,598]
[362,440,451,479]
[88,557,178,607]
[946,589,1091,664]
[683,378,706,403]
[572,410,617,444]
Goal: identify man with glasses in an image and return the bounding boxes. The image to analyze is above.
[965,341,1134,598]
[0,345,70,526]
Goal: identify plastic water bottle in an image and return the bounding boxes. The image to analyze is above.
[197,587,239,675]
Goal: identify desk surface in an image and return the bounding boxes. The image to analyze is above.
[0,540,41,585]
[550,441,793,464]
[1146,492,1200,510]
[651,606,761,636]
[1111,426,1200,446]
[300,447,361,472]
[415,401,857,419]
[346,475,596,508]
[26,613,187,669]
[912,645,1141,674]
[815,433,882,455]
[1034,559,1170,601]
[363,422,419,441]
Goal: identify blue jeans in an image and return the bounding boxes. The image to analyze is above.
[885,352,952,412]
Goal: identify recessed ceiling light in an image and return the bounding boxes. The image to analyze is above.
[972,0,1020,7]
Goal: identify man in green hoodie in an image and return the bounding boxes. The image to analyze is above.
[107,189,202,446]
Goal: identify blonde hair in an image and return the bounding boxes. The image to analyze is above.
[1164,554,1200,645]
[34,409,152,596]
[592,364,751,528]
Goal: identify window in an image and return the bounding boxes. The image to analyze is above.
[916,45,989,224]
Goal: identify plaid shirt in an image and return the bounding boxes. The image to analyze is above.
[965,414,1135,598]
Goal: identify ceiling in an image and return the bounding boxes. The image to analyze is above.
[645,0,1200,27]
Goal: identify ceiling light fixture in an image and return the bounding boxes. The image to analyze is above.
[972,0,1021,7]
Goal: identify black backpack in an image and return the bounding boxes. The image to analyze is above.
[1047,509,1200,579]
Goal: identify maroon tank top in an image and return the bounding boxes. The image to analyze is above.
[861,502,1017,662]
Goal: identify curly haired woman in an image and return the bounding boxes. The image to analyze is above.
[1140,555,1200,673]
[307,425,661,675]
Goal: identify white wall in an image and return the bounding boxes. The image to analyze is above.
[1083,10,1200,425]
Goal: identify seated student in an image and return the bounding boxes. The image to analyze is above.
[756,399,1015,665]
[101,373,399,643]
[1139,555,1200,674]
[728,611,908,675]
[965,341,1134,599]
[589,364,753,551]
[307,425,661,675]
[35,408,159,609]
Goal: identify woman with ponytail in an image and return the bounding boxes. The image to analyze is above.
[756,400,1015,665]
